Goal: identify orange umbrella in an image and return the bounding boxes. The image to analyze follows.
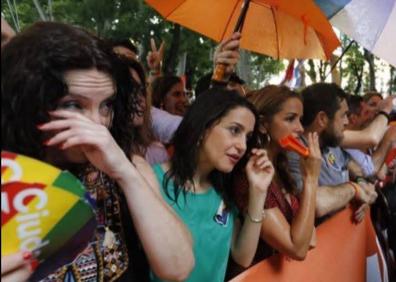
[145,0,340,60]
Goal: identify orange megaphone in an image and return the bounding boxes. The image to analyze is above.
[279,135,309,157]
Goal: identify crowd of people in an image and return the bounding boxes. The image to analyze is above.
[1,17,395,282]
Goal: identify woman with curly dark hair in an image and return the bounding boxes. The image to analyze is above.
[1,22,193,282]
[115,56,169,165]
[151,88,274,282]
[227,85,322,278]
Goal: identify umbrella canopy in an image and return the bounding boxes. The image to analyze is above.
[316,0,396,67]
[146,0,340,60]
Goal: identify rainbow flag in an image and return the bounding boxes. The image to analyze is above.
[1,151,96,279]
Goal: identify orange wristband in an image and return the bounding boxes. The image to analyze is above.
[348,181,361,199]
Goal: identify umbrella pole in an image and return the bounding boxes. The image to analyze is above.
[325,40,355,80]
[212,0,251,84]
[234,0,251,33]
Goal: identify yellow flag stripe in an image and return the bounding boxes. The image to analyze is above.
[1,185,79,255]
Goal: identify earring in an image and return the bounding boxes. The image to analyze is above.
[257,133,271,147]
[266,133,271,144]
[197,136,203,147]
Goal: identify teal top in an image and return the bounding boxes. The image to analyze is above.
[151,164,237,282]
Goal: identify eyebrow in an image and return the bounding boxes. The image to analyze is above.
[230,121,253,134]
[230,122,245,129]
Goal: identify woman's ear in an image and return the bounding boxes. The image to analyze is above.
[258,116,269,135]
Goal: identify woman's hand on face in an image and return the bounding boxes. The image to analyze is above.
[245,148,275,194]
[1,252,33,282]
[300,132,322,180]
[39,110,130,180]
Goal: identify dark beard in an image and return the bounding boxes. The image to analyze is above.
[321,126,342,148]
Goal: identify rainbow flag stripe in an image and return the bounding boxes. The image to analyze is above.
[1,151,96,264]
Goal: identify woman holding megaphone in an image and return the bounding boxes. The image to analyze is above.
[228,85,322,278]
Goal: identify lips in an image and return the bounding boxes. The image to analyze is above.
[227,154,241,165]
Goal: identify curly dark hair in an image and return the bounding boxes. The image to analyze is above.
[1,21,138,163]
[164,88,259,208]
[117,55,158,157]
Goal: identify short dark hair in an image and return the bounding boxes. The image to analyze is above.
[111,38,138,55]
[151,75,182,107]
[363,91,383,103]
[346,95,363,116]
[164,88,258,208]
[194,73,212,97]
[194,72,245,98]
[2,22,137,160]
[301,83,348,127]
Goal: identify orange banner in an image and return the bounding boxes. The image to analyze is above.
[230,207,385,282]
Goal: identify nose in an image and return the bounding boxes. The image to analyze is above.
[295,120,304,135]
[88,110,107,126]
[344,115,349,127]
[180,92,188,103]
[235,135,247,154]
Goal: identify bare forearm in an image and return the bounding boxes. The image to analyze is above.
[232,188,267,268]
[116,164,194,281]
[290,178,317,257]
[372,136,394,173]
[342,115,388,149]
[316,184,355,218]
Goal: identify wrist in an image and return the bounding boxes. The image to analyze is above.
[377,111,390,124]
[245,209,265,223]
[248,184,269,197]
[149,69,161,76]
[347,181,361,200]
[112,162,138,187]
[355,176,367,184]
[303,175,319,184]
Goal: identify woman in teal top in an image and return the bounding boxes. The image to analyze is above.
[151,89,275,282]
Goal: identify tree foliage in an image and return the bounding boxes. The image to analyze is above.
[2,1,394,93]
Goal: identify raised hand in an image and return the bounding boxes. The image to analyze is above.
[39,110,131,181]
[300,132,322,180]
[245,148,274,194]
[147,38,165,74]
[213,32,241,77]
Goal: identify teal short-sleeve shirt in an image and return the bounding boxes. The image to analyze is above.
[150,164,236,282]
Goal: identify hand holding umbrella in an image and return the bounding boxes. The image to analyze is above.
[212,32,242,83]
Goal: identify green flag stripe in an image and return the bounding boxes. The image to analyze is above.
[39,200,94,259]
[52,171,85,197]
